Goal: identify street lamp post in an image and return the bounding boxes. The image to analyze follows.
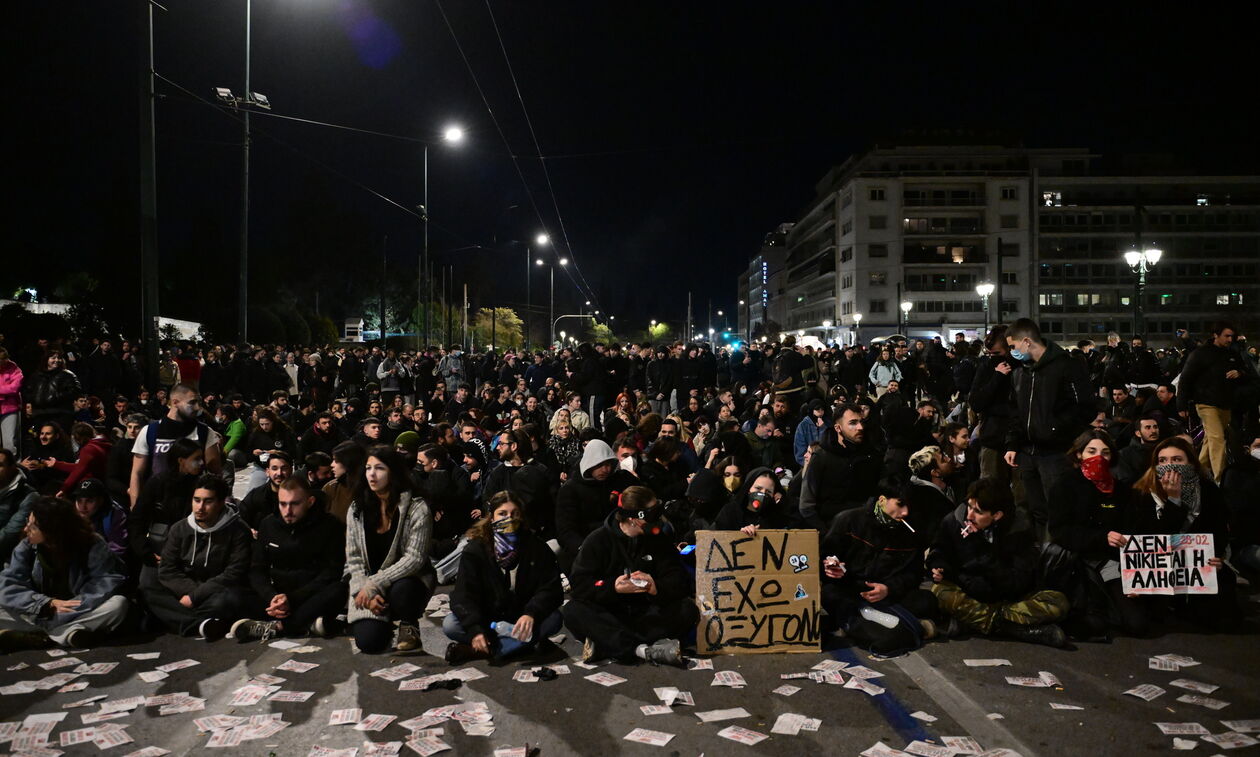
[525,233,550,350]
[539,255,569,346]
[975,282,995,335]
[418,126,464,349]
[853,313,863,345]
[899,300,913,336]
[822,319,832,345]
[1124,247,1162,337]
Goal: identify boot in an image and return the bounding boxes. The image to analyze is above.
[995,620,1068,649]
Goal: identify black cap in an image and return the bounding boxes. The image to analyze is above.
[72,478,109,501]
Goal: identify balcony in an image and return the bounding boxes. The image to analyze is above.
[903,244,988,265]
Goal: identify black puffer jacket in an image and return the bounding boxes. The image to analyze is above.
[926,503,1039,603]
[27,368,81,415]
[450,536,563,641]
[570,510,691,614]
[821,503,923,603]
[1005,342,1095,455]
[798,428,882,529]
[967,354,1018,451]
[250,510,345,603]
[1047,471,1129,563]
[555,469,638,561]
[713,466,795,531]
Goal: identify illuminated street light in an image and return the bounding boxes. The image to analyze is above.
[443,126,465,143]
[536,233,550,246]
[1123,246,1161,336]
[975,282,995,333]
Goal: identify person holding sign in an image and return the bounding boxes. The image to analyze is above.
[563,485,697,666]
[714,466,797,534]
[820,479,939,655]
[1122,437,1238,632]
[927,478,1072,648]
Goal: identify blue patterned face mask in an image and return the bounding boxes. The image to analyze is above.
[1009,348,1033,363]
[492,517,520,569]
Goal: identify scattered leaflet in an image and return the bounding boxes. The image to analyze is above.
[695,708,750,723]
[623,728,675,747]
[1176,695,1230,711]
[710,671,746,688]
[1124,684,1166,701]
[1156,723,1210,735]
[716,725,768,745]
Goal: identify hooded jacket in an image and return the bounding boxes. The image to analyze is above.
[798,428,882,530]
[129,470,197,566]
[0,360,23,416]
[821,503,923,603]
[926,503,1038,603]
[250,509,345,604]
[968,354,1019,451]
[449,534,563,641]
[0,536,124,626]
[714,466,795,531]
[1047,470,1130,563]
[1,470,38,561]
[555,441,638,559]
[905,476,955,543]
[1004,341,1095,455]
[158,507,252,605]
[570,509,691,615]
[51,436,112,496]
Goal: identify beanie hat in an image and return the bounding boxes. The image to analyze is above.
[394,431,422,453]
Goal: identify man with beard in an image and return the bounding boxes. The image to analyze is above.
[480,429,554,538]
[1113,416,1161,485]
[128,385,221,508]
[799,404,883,530]
[298,412,345,459]
[239,451,293,532]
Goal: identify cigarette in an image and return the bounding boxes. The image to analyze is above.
[901,519,916,533]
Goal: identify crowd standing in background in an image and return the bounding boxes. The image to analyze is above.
[0,320,1257,661]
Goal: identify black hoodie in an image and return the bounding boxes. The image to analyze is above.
[158,509,252,605]
[1004,341,1095,455]
[714,466,796,531]
[570,510,691,615]
[798,428,882,530]
[926,503,1038,603]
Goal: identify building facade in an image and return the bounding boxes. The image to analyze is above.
[738,224,792,342]
[751,144,1259,346]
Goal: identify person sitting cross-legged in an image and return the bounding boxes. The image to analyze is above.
[443,491,564,664]
[927,477,1072,648]
[231,476,347,642]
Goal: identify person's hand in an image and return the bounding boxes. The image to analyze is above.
[1106,531,1127,548]
[1225,369,1240,380]
[1004,451,1018,467]
[512,614,535,642]
[995,361,1012,375]
[42,458,57,468]
[1208,556,1223,568]
[630,571,657,595]
[613,574,639,594]
[252,449,263,457]
[267,594,290,619]
[433,510,443,522]
[1160,468,1183,499]
[469,509,482,521]
[50,599,82,614]
[931,567,945,583]
[740,524,759,537]
[470,471,481,482]
[823,557,846,579]
[179,595,193,609]
[860,582,889,603]
[1179,410,1189,419]
[18,457,39,471]
[353,587,376,610]
[367,594,388,615]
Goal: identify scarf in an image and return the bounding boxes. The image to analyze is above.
[1080,455,1114,494]
[491,517,520,570]
[1155,462,1201,528]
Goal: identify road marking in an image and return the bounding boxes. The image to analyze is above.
[831,647,937,745]
[893,651,1039,756]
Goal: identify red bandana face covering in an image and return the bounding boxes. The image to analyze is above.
[1080,454,1114,494]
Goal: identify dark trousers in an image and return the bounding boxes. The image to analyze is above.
[273,581,348,636]
[351,576,431,654]
[140,567,254,636]
[1107,569,1240,637]
[562,597,699,661]
[822,586,938,656]
[1015,451,1072,538]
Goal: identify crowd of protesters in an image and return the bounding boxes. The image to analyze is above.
[0,318,1256,662]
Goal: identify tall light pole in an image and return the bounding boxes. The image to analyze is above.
[526,234,549,349]
[975,282,995,335]
[539,255,568,345]
[139,0,160,391]
[419,125,464,349]
[822,319,833,345]
[900,299,913,336]
[1124,247,1161,337]
[853,312,863,345]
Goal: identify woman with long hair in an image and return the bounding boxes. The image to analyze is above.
[442,491,563,664]
[602,393,639,440]
[1121,436,1238,634]
[323,441,366,523]
[344,446,435,654]
[868,347,902,398]
[0,496,128,651]
[547,419,581,481]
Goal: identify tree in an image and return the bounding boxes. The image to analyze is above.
[585,322,617,344]
[470,308,524,350]
[158,322,183,343]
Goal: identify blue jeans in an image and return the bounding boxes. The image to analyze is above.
[442,609,563,659]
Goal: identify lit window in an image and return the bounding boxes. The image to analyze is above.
[1216,294,1230,305]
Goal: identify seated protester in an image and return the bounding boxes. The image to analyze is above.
[937,422,975,498]
[106,413,148,505]
[1121,436,1239,633]
[144,474,253,640]
[393,431,423,473]
[461,441,489,502]
[0,497,128,651]
[820,479,940,656]
[480,429,555,538]
[563,485,698,666]
[128,439,204,570]
[638,436,689,502]
[443,491,564,664]
[1,448,40,565]
[548,419,582,483]
[239,451,293,533]
[1113,416,1161,485]
[714,466,796,535]
[413,444,477,554]
[656,417,702,473]
[799,404,884,530]
[666,467,728,543]
[345,446,436,654]
[323,441,366,524]
[52,423,112,498]
[19,422,74,493]
[793,400,830,468]
[70,478,128,560]
[298,411,345,460]
[301,451,335,491]
[352,416,385,449]
[379,408,409,447]
[215,404,247,467]
[232,477,347,641]
[927,478,1072,648]
[1221,436,1260,574]
[555,440,638,576]
[905,445,957,542]
[786,443,820,502]
[243,409,297,471]
[743,413,791,471]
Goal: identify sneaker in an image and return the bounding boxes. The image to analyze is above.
[580,636,597,663]
[65,628,100,649]
[198,618,229,641]
[230,619,281,644]
[395,623,424,653]
[311,616,344,639]
[919,619,938,640]
[444,641,488,666]
[0,628,52,653]
[1000,621,1069,649]
[642,638,684,667]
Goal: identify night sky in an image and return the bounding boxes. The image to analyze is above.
[11,2,1256,340]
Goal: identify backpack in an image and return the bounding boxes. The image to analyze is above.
[145,420,211,478]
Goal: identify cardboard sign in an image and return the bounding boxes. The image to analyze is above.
[694,529,822,655]
[1120,533,1218,595]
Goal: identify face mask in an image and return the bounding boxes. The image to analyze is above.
[746,490,769,513]
[739,387,748,395]
[1251,448,1260,461]
[491,516,520,535]
[723,475,741,492]
[1009,348,1033,363]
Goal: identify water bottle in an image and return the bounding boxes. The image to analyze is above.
[860,606,899,629]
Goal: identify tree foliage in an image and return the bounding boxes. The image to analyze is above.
[470,307,523,350]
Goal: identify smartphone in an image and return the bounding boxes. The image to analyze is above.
[678,544,696,555]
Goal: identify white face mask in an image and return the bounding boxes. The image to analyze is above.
[1251,448,1260,461]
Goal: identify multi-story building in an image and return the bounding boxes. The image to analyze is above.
[756,142,1259,346]
[738,224,791,341]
